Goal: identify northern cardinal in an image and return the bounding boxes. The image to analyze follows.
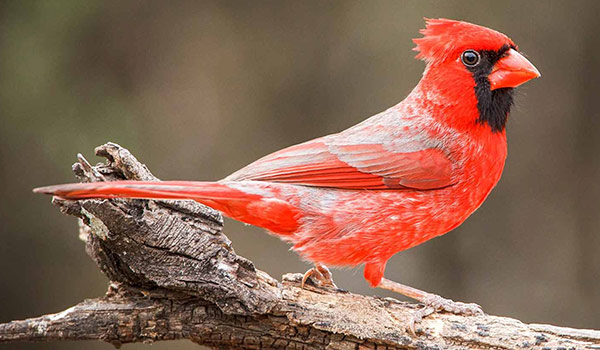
[35,19,540,322]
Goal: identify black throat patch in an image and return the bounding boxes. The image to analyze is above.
[465,45,515,133]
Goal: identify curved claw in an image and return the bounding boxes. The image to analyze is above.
[407,306,435,335]
[301,264,338,289]
[301,268,320,288]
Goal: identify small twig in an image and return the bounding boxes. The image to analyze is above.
[76,153,106,182]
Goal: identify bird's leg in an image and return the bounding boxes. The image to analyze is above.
[378,278,483,333]
[301,263,338,289]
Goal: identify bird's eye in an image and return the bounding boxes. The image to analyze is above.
[461,50,480,67]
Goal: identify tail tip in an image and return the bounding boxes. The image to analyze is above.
[33,186,58,195]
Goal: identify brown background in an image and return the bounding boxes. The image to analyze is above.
[1,1,599,349]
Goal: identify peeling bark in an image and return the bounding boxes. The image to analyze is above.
[2,143,598,350]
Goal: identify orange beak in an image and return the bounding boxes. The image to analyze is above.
[489,49,541,90]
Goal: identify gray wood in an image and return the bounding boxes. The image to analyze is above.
[2,143,598,349]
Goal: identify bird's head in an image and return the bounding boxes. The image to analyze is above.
[413,18,540,133]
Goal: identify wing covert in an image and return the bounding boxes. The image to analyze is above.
[225,109,456,190]
[225,136,455,190]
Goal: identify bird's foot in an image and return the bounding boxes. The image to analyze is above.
[422,293,483,315]
[377,278,483,335]
[301,263,338,289]
[408,294,483,335]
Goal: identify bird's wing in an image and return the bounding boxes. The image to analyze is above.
[225,117,456,190]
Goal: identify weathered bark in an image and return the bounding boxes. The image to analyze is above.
[1,142,598,350]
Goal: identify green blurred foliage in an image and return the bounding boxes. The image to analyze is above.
[1,1,599,349]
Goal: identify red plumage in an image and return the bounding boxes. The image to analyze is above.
[35,19,540,293]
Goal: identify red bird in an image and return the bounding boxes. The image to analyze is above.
[35,19,540,321]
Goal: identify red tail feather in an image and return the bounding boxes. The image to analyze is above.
[33,181,300,235]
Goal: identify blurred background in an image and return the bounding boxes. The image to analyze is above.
[1,1,599,349]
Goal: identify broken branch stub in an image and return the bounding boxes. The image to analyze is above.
[60,142,280,315]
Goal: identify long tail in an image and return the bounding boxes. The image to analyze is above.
[34,181,300,234]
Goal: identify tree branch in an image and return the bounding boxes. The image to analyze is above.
[2,142,598,349]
